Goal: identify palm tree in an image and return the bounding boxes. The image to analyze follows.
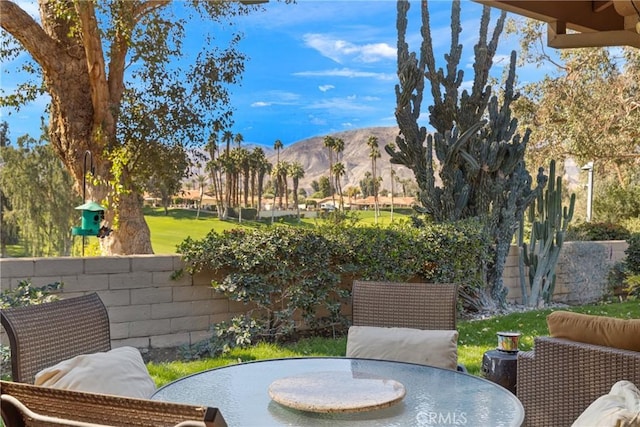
[288,161,305,221]
[280,160,290,209]
[234,133,244,149]
[255,152,271,218]
[248,147,262,207]
[205,133,225,218]
[390,167,396,222]
[323,136,336,206]
[237,147,251,208]
[221,130,235,215]
[272,139,283,223]
[195,174,207,219]
[332,162,345,211]
[367,135,381,223]
[345,186,360,206]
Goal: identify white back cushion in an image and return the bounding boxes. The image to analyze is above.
[35,346,156,399]
[346,326,458,370]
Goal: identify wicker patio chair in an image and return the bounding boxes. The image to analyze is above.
[351,281,458,330]
[0,380,226,427]
[350,281,464,371]
[0,293,111,384]
[517,336,640,426]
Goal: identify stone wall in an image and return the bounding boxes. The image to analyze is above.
[501,241,628,305]
[0,240,628,350]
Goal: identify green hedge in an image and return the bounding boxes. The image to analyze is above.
[178,219,489,348]
[566,221,631,241]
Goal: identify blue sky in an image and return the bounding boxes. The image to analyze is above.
[1,1,537,148]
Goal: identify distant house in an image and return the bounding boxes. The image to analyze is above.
[350,196,416,209]
[307,195,416,211]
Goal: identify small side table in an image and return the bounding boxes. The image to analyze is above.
[481,349,518,394]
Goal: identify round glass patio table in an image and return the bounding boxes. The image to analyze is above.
[152,357,524,427]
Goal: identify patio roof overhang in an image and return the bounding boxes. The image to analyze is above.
[475,0,640,48]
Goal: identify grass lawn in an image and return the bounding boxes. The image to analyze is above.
[145,207,413,254]
[147,299,640,387]
[144,208,252,254]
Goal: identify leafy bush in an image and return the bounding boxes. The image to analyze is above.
[625,233,640,275]
[178,219,491,357]
[606,261,628,300]
[179,227,347,347]
[605,233,640,301]
[594,181,640,223]
[0,280,62,309]
[625,274,640,299]
[621,217,640,234]
[566,221,631,241]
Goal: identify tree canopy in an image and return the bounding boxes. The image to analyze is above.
[0,122,80,257]
[0,0,269,254]
[509,20,640,187]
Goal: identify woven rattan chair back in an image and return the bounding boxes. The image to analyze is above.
[0,380,226,427]
[351,281,457,330]
[0,293,111,384]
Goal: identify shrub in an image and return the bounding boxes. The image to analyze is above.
[606,261,628,300]
[625,274,640,299]
[625,233,640,275]
[178,219,491,356]
[178,227,347,348]
[594,181,640,223]
[621,217,640,234]
[0,280,62,309]
[566,221,631,241]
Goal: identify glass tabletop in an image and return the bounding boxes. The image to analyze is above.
[152,357,524,427]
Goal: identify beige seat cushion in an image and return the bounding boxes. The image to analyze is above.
[572,380,640,427]
[346,326,458,370]
[547,311,640,352]
[35,346,156,399]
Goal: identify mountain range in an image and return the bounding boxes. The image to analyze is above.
[264,126,416,195]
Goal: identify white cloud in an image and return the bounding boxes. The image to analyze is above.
[308,115,327,126]
[294,68,395,81]
[303,33,395,64]
[250,91,301,108]
[304,97,375,112]
[319,85,335,92]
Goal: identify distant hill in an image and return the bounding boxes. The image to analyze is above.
[188,125,582,198]
[267,126,416,194]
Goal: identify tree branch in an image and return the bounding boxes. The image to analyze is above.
[74,1,110,130]
[133,0,171,24]
[0,0,65,75]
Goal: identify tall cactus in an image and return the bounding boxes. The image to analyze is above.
[388,0,546,309]
[519,160,575,307]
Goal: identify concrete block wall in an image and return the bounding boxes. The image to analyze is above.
[501,240,628,304]
[0,255,240,350]
[0,240,628,351]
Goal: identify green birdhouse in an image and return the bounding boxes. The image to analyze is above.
[71,201,106,236]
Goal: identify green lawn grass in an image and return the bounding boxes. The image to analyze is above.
[145,207,413,254]
[144,208,250,254]
[147,300,640,387]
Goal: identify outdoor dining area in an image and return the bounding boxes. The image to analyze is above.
[1,282,639,427]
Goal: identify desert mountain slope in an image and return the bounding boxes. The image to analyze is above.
[267,126,416,194]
